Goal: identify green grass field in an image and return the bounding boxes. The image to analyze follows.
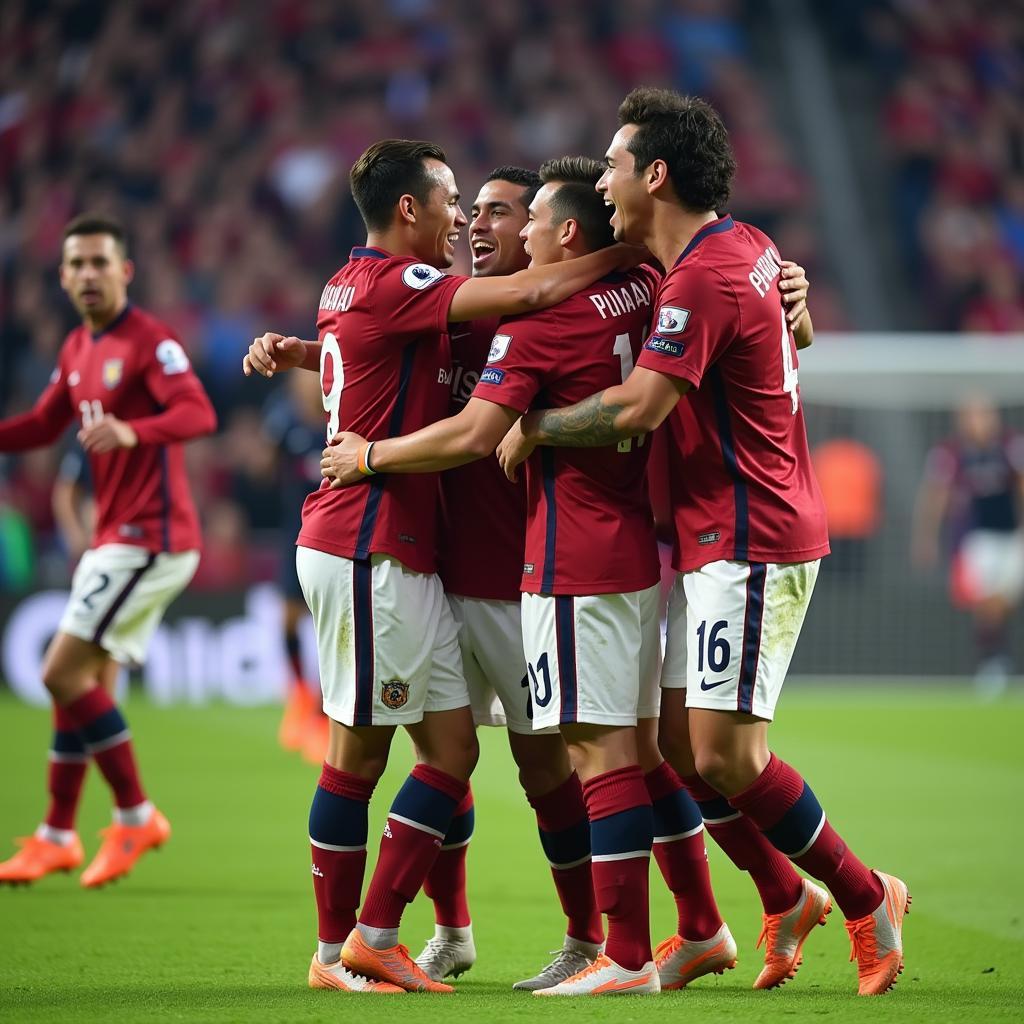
[1,685,1022,1023]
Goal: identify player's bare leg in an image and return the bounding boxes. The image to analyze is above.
[534,724,659,996]
[972,594,1013,698]
[659,693,826,989]
[339,708,477,993]
[279,596,320,756]
[689,708,907,995]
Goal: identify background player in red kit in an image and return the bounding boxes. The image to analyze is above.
[498,88,909,998]
[0,215,215,888]
[243,139,638,994]
[324,157,737,997]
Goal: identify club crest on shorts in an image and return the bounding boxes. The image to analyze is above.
[380,679,410,709]
[102,358,124,389]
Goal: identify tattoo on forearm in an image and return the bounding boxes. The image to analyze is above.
[536,392,629,447]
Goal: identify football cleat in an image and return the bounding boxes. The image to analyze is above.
[301,712,331,767]
[415,928,476,981]
[512,936,601,991]
[0,833,84,884]
[654,923,737,990]
[753,879,832,989]
[342,928,454,993]
[80,809,171,888]
[308,955,405,993]
[845,871,911,996]
[279,683,318,752]
[534,952,660,996]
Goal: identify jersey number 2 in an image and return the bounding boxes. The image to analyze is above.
[320,333,344,442]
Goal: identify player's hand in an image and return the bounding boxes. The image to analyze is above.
[243,333,306,378]
[322,431,368,488]
[496,413,538,482]
[78,414,138,453]
[779,260,809,329]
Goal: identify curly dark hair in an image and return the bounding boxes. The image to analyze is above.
[350,139,448,232]
[618,88,736,213]
[538,156,615,251]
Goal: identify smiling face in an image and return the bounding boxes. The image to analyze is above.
[59,233,133,327]
[596,124,651,245]
[520,183,573,269]
[468,179,531,277]
[414,158,467,268]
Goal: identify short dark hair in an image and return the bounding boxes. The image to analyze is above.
[538,156,615,251]
[485,165,543,209]
[350,139,448,232]
[62,214,128,256]
[618,88,736,213]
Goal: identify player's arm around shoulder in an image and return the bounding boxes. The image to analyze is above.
[322,397,520,487]
[446,244,647,322]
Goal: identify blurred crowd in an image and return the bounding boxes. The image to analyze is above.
[866,0,1024,331]
[1,0,838,589]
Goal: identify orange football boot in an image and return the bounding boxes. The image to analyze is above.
[0,834,84,884]
[80,809,172,888]
[301,712,330,766]
[654,924,737,989]
[308,955,405,993]
[845,871,911,995]
[341,929,455,992]
[279,683,318,752]
[753,879,833,989]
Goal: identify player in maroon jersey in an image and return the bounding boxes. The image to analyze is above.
[0,215,215,888]
[322,156,738,996]
[242,139,640,994]
[497,89,909,997]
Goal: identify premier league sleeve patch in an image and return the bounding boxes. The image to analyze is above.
[487,333,512,363]
[402,263,445,290]
[656,305,690,334]
[156,339,190,375]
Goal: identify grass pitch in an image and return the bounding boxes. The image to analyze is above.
[1,684,1022,1023]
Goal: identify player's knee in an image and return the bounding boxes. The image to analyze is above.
[694,746,765,797]
[658,723,696,776]
[423,729,479,782]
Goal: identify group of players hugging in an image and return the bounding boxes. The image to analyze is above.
[0,86,908,998]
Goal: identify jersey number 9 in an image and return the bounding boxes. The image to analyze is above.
[320,332,344,443]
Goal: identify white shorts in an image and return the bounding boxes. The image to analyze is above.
[958,530,1024,603]
[296,547,468,727]
[662,559,819,721]
[448,595,558,736]
[58,544,199,666]
[521,585,662,730]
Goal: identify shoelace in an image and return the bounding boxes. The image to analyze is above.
[559,954,606,983]
[418,937,462,966]
[654,934,683,962]
[846,916,878,965]
[756,912,782,954]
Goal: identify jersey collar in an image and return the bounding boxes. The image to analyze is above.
[351,246,390,260]
[673,215,734,267]
[90,302,132,341]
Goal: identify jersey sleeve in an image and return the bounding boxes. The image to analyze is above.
[469,313,552,414]
[139,334,208,406]
[636,265,738,389]
[378,263,468,340]
[0,350,74,451]
[133,334,217,445]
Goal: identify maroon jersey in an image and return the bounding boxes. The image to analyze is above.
[636,216,830,572]
[297,247,466,574]
[473,267,662,596]
[437,315,527,601]
[0,304,214,553]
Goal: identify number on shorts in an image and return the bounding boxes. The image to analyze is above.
[696,619,731,673]
[520,672,533,721]
[81,572,111,611]
[612,332,646,453]
[528,652,553,708]
[79,399,104,428]
[320,332,344,442]
[780,308,799,415]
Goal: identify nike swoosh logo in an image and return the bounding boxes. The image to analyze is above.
[592,972,655,994]
[699,677,732,691]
